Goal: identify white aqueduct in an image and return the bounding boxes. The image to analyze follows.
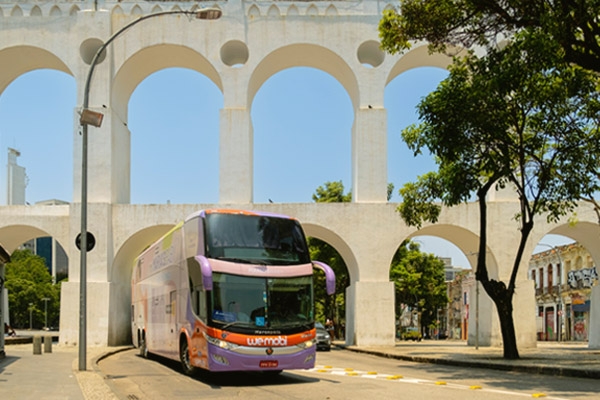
[1,0,599,349]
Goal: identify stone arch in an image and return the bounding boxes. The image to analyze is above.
[31,5,42,16]
[267,4,280,17]
[0,224,69,256]
[287,5,299,16]
[69,5,79,16]
[151,5,162,14]
[386,44,456,85]
[325,5,338,16]
[407,224,498,278]
[131,5,143,15]
[108,224,174,345]
[50,5,62,17]
[307,4,319,16]
[248,44,358,110]
[111,44,222,121]
[0,45,72,96]
[248,4,260,18]
[542,220,600,268]
[11,5,23,17]
[302,222,359,283]
[405,224,499,345]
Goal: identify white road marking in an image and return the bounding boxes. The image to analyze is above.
[308,365,569,400]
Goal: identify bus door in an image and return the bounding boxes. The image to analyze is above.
[168,290,177,352]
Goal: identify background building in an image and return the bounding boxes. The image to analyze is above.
[5,148,69,281]
[6,147,26,205]
[529,243,598,341]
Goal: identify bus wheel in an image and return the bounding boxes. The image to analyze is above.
[139,332,148,358]
[180,338,197,376]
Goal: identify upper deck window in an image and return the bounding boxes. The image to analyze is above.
[205,213,310,265]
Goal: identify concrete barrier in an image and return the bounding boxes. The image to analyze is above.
[33,336,42,355]
[43,335,52,353]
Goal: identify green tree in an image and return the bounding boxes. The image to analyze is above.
[312,180,352,203]
[5,249,61,329]
[379,0,600,73]
[390,240,448,337]
[394,32,600,358]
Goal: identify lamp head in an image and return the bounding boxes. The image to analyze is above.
[80,109,104,128]
[195,8,222,20]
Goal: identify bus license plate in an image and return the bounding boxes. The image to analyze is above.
[260,360,279,368]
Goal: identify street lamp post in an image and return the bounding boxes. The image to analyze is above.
[77,7,222,371]
[42,297,51,330]
[29,303,33,330]
[0,244,10,358]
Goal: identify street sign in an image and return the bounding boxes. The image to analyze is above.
[76,232,96,251]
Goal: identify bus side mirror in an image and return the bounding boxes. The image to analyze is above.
[312,261,335,295]
[195,255,213,291]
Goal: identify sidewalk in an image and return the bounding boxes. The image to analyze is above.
[1,332,121,400]
[1,334,599,400]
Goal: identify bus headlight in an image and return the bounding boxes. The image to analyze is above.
[297,340,314,349]
[204,332,235,350]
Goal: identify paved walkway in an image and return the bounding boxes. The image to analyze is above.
[1,334,599,400]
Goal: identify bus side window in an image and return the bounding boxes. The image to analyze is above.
[197,286,207,321]
[169,291,176,315]
[188,257,207,320]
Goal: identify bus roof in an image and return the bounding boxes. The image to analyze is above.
[184,209,298,222]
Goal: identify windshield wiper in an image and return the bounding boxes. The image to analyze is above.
[220,320,253,331]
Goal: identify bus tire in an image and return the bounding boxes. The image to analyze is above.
[180,337,197,376]
[139,331,148,358]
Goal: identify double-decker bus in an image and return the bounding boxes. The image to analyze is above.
[131,209,335,375]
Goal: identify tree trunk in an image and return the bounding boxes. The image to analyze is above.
[481,279,520,359]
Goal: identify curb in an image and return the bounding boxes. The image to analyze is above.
[335,344,600,380]
[73,346,134,400]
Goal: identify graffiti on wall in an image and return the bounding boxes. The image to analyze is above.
[567,267,598,289]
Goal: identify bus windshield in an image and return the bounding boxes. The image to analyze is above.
[205,213,311,265]
[210,273,313,331]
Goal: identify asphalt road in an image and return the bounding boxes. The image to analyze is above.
[97,347,600,400]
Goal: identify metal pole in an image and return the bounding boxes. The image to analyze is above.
[42,298,50,330]
[475,279,479,350]
[78,120,88,370]
[0,245,10,358]
[77,7,221,371]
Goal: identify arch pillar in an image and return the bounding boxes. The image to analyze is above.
[346,280,395,346]
[589,286,600,349]
[219,107,252,203]
[352,107,387,203]
[60,202,115,346]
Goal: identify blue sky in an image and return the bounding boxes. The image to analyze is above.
[0,66,573,267]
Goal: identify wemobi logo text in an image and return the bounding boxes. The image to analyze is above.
[247,336,288,347]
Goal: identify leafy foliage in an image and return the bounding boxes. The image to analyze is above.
[312,180,352,203]
[390,31,600,358]
[389,240,448,333]
[5,249,61,329]
[379,0,600,73]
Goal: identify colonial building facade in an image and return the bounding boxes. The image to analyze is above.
[529,244,598,341]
